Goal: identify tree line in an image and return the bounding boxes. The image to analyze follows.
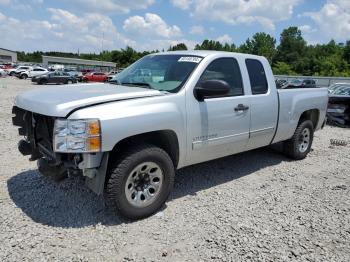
[17,27,350,76]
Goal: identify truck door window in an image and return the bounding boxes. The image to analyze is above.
[198,58,243,96]
[245,59,268,95]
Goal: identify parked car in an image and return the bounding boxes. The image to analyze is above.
[106,71,119,81]
[48,64,64,71]
[328,83,350,93]
[63,68,83,78]
[32,71,77,85]
[108,70,119,75]
[20,67,48,79]
[82,72,108,82]
[327,84,350,127]
[0,64,14,70]
[0,68,7,76]
[285,78,317,89]
[12,51,328,220]
[8,66,33,76]
[275,79,288,89]
[80,69,93,75]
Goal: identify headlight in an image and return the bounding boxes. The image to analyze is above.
[53,119,101,152]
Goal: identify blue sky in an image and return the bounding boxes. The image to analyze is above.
[1,0,349,53]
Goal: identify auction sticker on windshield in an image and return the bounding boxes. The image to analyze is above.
[178,57,202,63]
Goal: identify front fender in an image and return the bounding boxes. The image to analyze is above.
[68,95,187,167]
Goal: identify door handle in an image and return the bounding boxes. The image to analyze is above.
[234,104,249,111]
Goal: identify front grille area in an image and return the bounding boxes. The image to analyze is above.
[12,106,55,160]
[33,112,55,153]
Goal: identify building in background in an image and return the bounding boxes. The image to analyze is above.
[0,48,17,63]
[42,55,116,72]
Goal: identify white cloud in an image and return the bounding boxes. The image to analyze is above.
[122,13,195,51]
[303,0,350,42]
[123,13,182,38]
[216,34,232,44]
[171,0,192,10]
[137,39,197,51]
[174,0,301,30]
[65,0,155,14]
[0,9,135,52]
[299,25,316,34]
[189,25,204,35]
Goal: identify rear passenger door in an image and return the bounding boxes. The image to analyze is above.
[245,58,278,150]
[187,57,251,165]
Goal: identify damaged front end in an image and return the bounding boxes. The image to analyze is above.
[327,96,350,128]
[12,106,108,194]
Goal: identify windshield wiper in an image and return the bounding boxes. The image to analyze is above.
[121,82,152,88]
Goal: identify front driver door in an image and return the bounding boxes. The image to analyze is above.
[186,57,251,165]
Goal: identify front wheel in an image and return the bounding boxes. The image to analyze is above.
[67,80,73,84]
[105,144,175,220]
[284,120,314,160]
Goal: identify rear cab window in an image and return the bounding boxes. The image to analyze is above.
[245,59,268,95]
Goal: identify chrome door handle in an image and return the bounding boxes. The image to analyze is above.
[234,104,249,111]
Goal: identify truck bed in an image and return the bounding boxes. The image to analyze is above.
[272,88,329,144]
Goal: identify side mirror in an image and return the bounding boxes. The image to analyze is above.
[194,80,230,101]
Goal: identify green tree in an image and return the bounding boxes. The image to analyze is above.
[168,43,188,51]
[275,27,307,68]
[343,40,350,64]
[195,39,236,51]
[239,32,276,63]
[272,62,296,75]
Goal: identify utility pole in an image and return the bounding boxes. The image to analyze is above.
[101,32,104,71]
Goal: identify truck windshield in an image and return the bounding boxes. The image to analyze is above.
[110,54,203,93]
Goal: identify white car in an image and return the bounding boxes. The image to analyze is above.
[20,67,48,79]
[48,64,64,71]
[0,68,7,77]
[8,66,33,76]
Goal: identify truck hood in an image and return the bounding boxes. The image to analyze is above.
[15,83,163,117]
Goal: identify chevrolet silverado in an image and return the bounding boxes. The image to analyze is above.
[12,51,328,219]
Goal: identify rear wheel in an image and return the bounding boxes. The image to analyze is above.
[105,144,175,220]
[39,79,47,85]
[284,120,314,160]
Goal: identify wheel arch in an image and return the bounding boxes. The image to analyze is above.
[298,109,320,130]
[108,130,180,170]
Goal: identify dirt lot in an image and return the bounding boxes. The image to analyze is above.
[0,77,349,261]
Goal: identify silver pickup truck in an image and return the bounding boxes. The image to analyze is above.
[12,51,328,219]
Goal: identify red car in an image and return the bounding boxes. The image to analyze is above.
[0,64,14,70]
[82,72,108,82]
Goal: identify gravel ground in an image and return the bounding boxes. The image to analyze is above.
[0,77,349,261]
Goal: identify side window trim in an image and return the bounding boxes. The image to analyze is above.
[196,57,244,98]
[245,59,268,95]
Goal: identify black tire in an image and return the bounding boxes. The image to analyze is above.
[67,80,73,84]
[105,144,175,220]
[37,159,67,182]
[284,120,314,160]
[9,71,15,76]
[39,79,47,85]
[21,74,28,79]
